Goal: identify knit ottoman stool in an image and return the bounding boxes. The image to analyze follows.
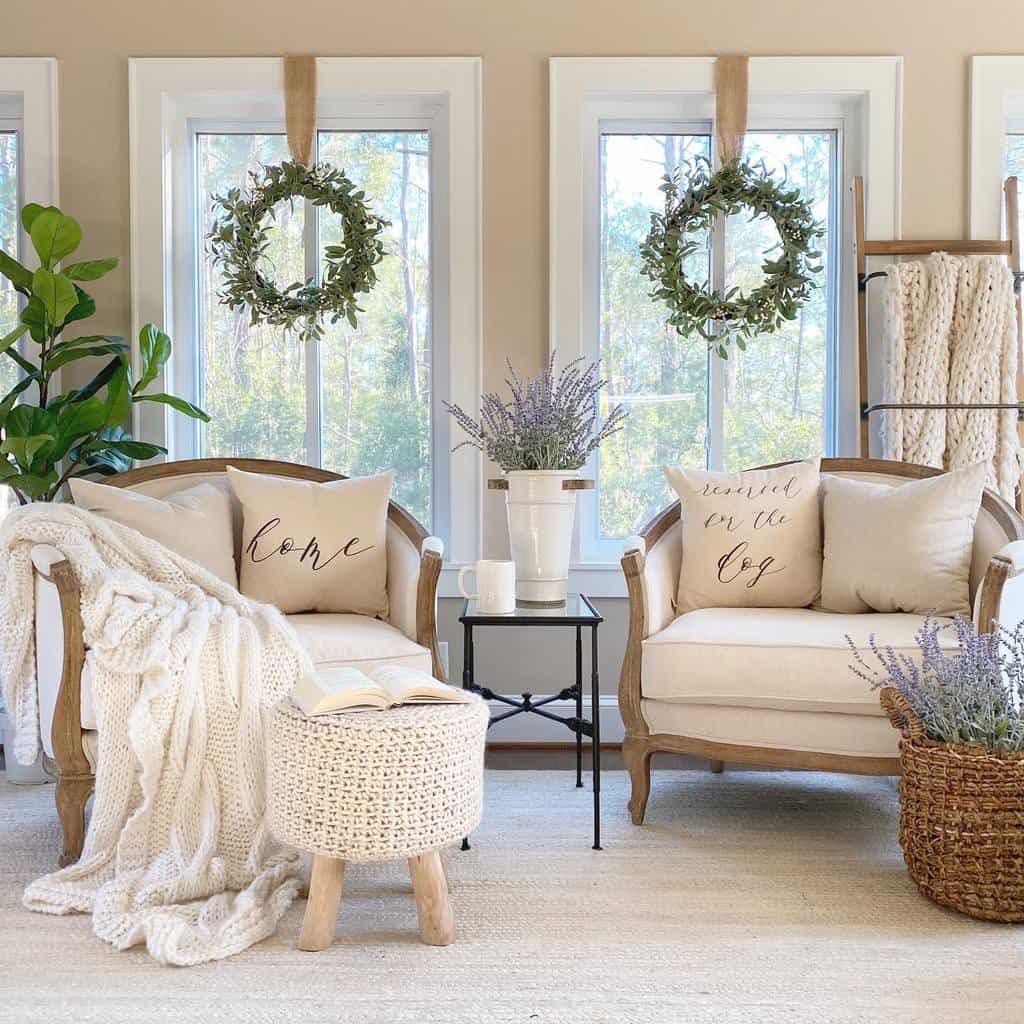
[269,698,488,951]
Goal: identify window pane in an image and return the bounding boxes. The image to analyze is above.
[0,131,18,399]
[1006,134,1024,241]
[722,131,834,470]
[317,131,432,527]
[597,133,711,542]
[196,133,307,462]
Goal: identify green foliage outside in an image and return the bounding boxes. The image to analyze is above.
[596,131,834,542]
[197,131,431,526]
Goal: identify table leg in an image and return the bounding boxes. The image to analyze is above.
[575,624,583,788]
[408,850,455,946]
[298,855,345,951]
[591,624,602,851]
[462,622,474,851]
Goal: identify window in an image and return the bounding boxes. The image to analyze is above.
[194,128,432,524]
[130,58,482,563]
[0,125,19,400]
[550,57,901,572]
[1006,129,1024,240]
[596,127,837,542]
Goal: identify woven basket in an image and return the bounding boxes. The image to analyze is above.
[881,686,1024,922]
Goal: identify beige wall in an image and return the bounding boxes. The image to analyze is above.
[3,0,1019,696]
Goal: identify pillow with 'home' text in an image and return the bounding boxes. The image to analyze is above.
[227,466,394,616]
[663,458,822,613]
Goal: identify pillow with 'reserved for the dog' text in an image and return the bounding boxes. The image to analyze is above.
[663,458,822,613]
[227,466,394,616]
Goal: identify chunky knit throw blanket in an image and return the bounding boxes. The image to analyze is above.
[0,503,310,965]
[881,253,1019,502]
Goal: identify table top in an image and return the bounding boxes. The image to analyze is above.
[460,593,602,626]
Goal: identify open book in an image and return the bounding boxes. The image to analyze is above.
[291,664,472,716]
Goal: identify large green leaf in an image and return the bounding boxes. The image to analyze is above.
[20,203,57,234]
[72,356,123,403]
[30,210,82,269]
[135,323,171,393]
[32,268,78,328]
[0,250,33,296]
[10,470,58,499]
[133,392,210,422]
[102,361,131,428]
[0,323,28,357]
[1,433,56,471]
[50,397,108,461]
[19,296,47,343]
[0,373,40,420]
[44,341,128,373]
[59,286,96,329]
[62,258,119,282]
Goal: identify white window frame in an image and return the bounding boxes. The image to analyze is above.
[969,56,1024,236]
[0,58,60,385]
[129,57,482,566]
[550,56,902,589]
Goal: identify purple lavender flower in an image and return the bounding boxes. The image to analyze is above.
[444,355,628,471]
[848,616,1024,750]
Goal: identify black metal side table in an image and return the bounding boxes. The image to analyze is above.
[459,593,603,850]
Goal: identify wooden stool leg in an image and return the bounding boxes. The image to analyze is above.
[298,855,345,952]
[408,850,455,946]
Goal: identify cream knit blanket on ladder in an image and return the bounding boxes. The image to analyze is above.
[0,503,311,966]
[881,253,1019,502]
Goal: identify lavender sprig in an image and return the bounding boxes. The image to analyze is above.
[848,616,1024,751]
[445,354,628,472]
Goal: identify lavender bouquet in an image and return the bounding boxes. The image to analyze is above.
[445,355,627,472]
[848,616,1024,751]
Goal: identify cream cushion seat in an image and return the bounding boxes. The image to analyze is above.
[640,606,958,759]
[79,613,431,731]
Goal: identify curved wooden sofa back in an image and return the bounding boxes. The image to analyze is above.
[104,456,430,550]
[638,457,1024,604]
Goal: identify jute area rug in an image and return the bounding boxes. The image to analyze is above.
[1,769,1021,1024]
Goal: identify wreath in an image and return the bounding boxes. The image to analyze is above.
[640,157,824,358]
[208,160,389,342]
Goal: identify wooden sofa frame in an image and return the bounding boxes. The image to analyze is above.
[618,457,1024,826]
[35,458,446,866]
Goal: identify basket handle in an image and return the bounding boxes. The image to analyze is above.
[879,687,926,741]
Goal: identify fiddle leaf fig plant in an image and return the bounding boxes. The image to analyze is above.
[0,203,208,503]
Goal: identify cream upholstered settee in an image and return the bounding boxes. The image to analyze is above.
[31,458,446,866]
[618,458,1024,825]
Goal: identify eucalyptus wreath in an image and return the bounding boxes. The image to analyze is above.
[640,156,824,358]
[208,160,389,341]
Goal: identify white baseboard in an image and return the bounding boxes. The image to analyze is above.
[481,694,623,745]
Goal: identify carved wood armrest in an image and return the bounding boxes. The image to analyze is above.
[618,549,649,739]
[977,544,1024,634]
[415,539,446,682]
[37,559,91,781]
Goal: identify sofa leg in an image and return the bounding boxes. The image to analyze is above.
[55,773,93,868]
[709,759,724,774]
[623,737,652,826]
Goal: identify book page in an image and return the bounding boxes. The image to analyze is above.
[370,664,469,704]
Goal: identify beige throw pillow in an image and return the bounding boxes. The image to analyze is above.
[68,477,237,586]
[227,466,394,616]
[820,462,987,617]
[664,458,822,613]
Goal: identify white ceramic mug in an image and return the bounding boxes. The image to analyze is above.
[458,559,516,614]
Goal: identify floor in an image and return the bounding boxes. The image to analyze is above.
[3,768,1022,1024]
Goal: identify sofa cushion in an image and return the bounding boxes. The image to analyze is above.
[641,607,957,715]
[286,613,432,672]
[79,614,433,734]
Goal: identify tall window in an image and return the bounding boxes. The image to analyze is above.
[194,129,433,525]
[1007,130,1024,240]
[0,128,19,399]
[594,125,838,551]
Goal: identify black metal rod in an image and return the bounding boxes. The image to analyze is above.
[862,401,1024,419]
[859,269,1023,293]
[575,625,583,789]
[591,624,602,851]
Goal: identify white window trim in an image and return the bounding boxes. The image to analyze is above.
[969,56,1024,236]
[0,58,60,393]
[550,55,902,594]
[128,57,482,566]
